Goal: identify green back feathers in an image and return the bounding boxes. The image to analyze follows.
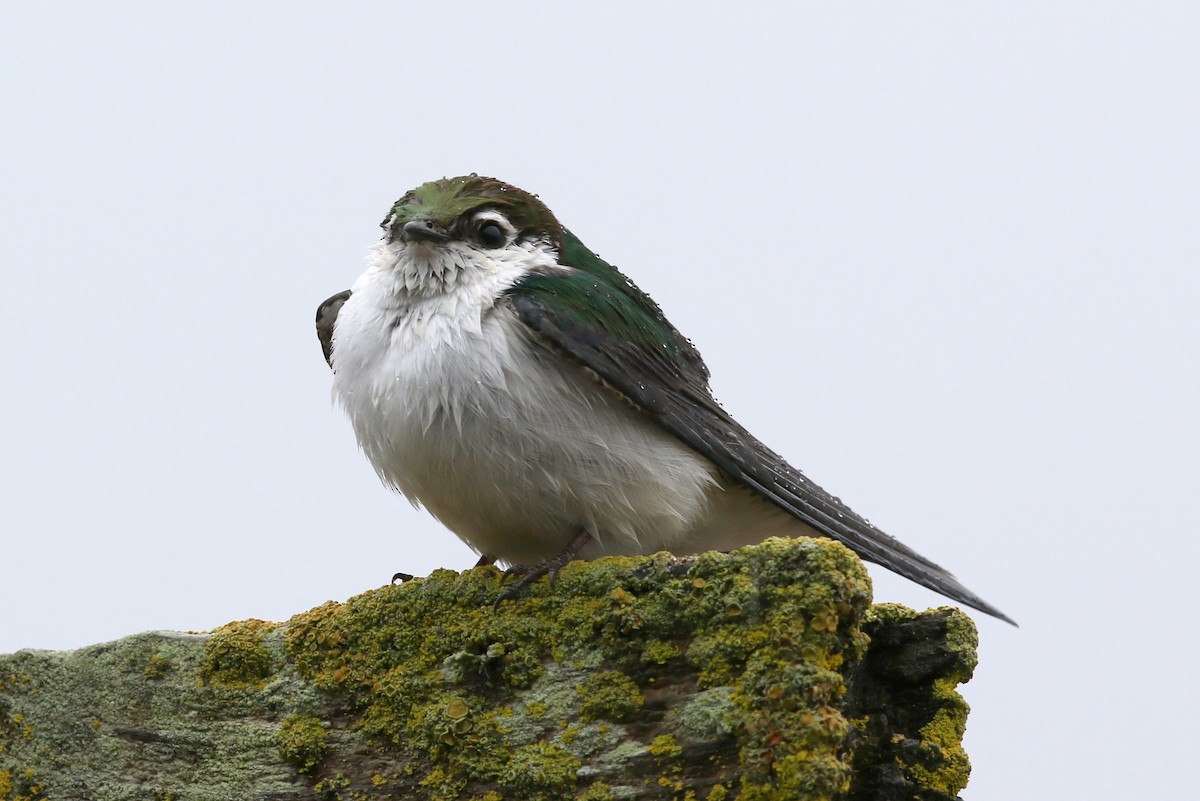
[515,226,710,383]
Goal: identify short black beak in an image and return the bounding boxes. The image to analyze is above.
[400,218,450,243]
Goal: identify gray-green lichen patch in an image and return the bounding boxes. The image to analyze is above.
[670,686,736,743]
[0,628,314,800]
[1,538,980,800]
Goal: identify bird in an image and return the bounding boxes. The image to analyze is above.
[317,174,1014,625]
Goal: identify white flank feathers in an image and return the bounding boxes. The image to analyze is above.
[331,227,809,564]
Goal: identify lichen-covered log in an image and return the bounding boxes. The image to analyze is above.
[0,538,978,801]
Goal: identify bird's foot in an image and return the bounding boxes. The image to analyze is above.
[493,559,568,606]
[494,530,592,607]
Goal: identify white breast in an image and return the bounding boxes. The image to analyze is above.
[329,240,723,564]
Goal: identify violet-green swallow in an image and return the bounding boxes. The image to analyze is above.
[317,175,1013,625]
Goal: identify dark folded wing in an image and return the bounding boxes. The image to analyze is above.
[316,290,352,367]
[507,270,1014,625]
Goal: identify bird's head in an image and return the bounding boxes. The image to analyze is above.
[373,175,565,295]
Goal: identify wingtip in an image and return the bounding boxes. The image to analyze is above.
[977,605,1019,627]
[957,594,1018,627]
[992,608,1020,628]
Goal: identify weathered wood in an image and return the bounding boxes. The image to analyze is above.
[0,538,978,800]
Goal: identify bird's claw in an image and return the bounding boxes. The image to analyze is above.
[491,530,594,608]
[493,555,571,607]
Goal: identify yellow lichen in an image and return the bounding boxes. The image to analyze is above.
[0,767,45,801]
[648,733,684,759]
[498,742,580,801]
[143,653,173,680]
[277,714,328,775]
[705,783,728,801]
[577,781,616,800]
[576,670,644,722]
[262,538,966,800]
[198,619,278,689]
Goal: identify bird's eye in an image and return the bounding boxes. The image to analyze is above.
[476,222,507,248]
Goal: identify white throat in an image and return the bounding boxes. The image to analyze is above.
[365,236,559,299]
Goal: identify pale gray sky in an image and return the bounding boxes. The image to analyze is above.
[3,3,1196,799]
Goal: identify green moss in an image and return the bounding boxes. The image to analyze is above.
[576,670,644,722]
[198,619,278,688]
[278,714,328,774]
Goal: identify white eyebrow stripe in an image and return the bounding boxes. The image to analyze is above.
[471,209,517,232]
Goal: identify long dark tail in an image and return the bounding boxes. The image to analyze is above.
[731,434,1017,625]
[648,388,1017,625]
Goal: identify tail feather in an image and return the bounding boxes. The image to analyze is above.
[735,438,1017,625]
